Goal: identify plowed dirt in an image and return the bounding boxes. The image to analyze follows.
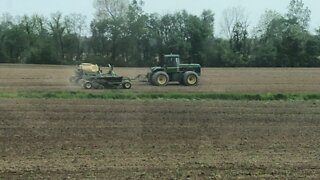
[1,98,320,179]
[1,64,320,179]
[1,64,320,92]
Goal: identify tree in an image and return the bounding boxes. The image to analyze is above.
[231,22,249,60]
[253,10,282,38]
[251,0,312,67]
[93,0,129,20]
[31,15,48,36]
[251,17,286,67]
[49,12,66,60]
[219,6,248,39]
[122,0,148,66]
[64,14,87,36]
[286,0,311,29]
[278,0,311,66]
[305,34,320,66]
[1,25,28,63]
[218,6,249,66]
[64,14,87,62]
[198,10,215,66]
[186,10,215,65]
[144,13,162,66]
[92,0,132,65]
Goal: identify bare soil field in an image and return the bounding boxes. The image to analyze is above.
[1,64,320,92]
[1,98,320,179]
[1,64,320,179]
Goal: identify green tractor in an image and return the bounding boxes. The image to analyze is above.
[147,54,201,86]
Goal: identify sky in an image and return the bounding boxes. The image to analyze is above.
[0,0,319,35]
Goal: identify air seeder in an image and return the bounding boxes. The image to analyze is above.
[69,63,132,89]
[69,63,101,84]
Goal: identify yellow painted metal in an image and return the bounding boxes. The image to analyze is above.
[79,63,99,73]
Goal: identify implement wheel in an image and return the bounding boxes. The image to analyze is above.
[83,82,93,89]
[183,71,198,86]
[122,82,132,89]
[152,71,169,86]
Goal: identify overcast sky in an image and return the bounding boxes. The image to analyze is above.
[0,0,319,35]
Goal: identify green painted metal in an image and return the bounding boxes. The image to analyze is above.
[147,54,201,85]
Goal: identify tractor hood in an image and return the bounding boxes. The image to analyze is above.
[179,64,201,68]
[149,66,163,72]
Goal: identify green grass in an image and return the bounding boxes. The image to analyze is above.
[0,91,320,101]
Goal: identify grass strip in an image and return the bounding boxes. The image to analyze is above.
[0,91,320,101]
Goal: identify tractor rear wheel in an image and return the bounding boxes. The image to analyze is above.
[152,71,169,86]
[122,82,132,89]
[83,81,93,89]
[183,71,198,86]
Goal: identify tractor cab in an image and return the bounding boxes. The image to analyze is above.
[164,54,180,67]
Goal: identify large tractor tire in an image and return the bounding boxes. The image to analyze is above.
[183,71,199,86]
[152,71,169,86]
[83,81,93,89]
[122,82,132,89]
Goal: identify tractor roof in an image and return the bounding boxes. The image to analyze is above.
[164,54,180,58]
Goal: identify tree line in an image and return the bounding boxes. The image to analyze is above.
[0,0,319,67]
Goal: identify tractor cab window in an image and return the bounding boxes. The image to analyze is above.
[165,57,179,67]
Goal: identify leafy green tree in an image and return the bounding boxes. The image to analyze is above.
[92,0,131,65]
[286,0,311,29]
[2,25,28,63]
[280,23,307,66]
[94,0,129,19]
[49,12,66,60]
[198,10,215,66]
[231,22,248,54]
[143,13,162,66]
[219,6,248,39]
[0,0,319,67]
[186,10,215,65]
[305,35,320,66]
[159,11,190,57]
[122,0,148,66]
[219,6,249,66]
[252,17,285,66]
[63,14,87,63]
[253,10,282,37]
[252,0,312,67]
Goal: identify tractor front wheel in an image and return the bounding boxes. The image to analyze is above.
[152,71,169,86]
[183,71,198,86]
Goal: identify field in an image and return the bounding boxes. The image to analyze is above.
[1,64,320,179]
[1,64,320,92]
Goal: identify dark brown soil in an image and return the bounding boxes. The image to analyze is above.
[1,98,320,179]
